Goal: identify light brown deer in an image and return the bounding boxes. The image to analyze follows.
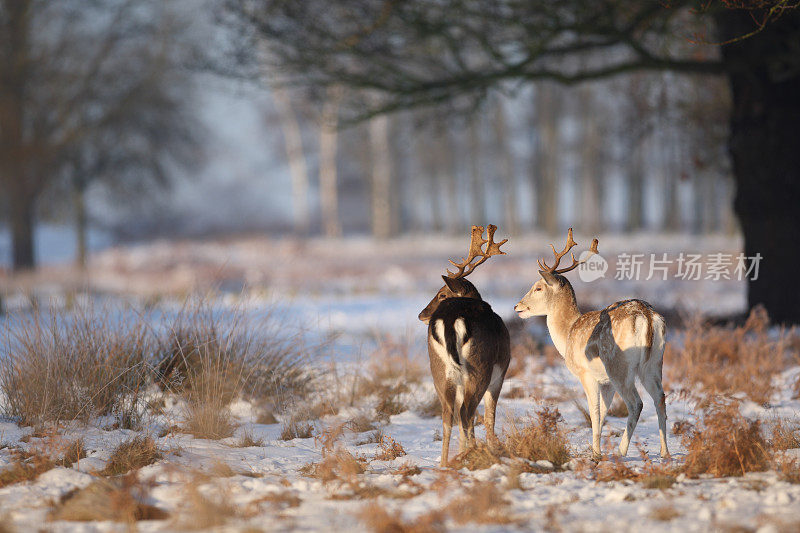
[514,229,669,459]
[419,225,511,466]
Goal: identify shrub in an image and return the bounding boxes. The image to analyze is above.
[681,398,771,477]
[100,436,162,477]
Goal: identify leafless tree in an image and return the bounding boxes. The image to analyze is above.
[0,0,202,270]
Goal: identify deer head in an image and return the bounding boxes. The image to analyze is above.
[515,228,598,318]
[418,225,507,324]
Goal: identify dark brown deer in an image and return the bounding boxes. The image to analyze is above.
[418,225,511,466]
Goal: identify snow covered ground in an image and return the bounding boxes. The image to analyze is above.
[1,233,798,532]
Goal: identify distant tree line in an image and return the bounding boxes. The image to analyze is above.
[267,72,734,239]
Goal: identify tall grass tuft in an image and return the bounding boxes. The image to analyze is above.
[0,305,151,428]
[156,300,317,439]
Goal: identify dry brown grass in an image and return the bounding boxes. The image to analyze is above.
[682,398,770,477]
[583,447,677,488]
[173,480,240,530]
[280,417,314,440]
[358,481,518,531]
[504,406,571,467]
[354,336,425,420]
[358,503,446,533]
[450,405,571,471]
[51,473,168,522]
[444,481,519,526]
[0,305,150,428]
[235,429,265,448]
[391,462,422,477]
[671,419,694,436]
[413,393,441,418]
[666,307,797,404]
[374,434,406,461]
[650,504,681,521]
[55,438,87,468]
[770,420,800,451]
[100,435,162,477]
[775,457,800,484]
[347,412,378,433]
[249,490,302,511]
[0,449,55,488]
[301,449,367,483]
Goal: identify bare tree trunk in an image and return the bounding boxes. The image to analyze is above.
[10,192,35,271]
[272,85,310,236]
[627,141,646,231]
[1,1,35,271]
[319,87,341,237]
[73,182,88,269]
[369,114,392,239]
[413,124,441,231]
[536,84,559,234]
[435,123,459,234]
[492,97,520,234]
[578,87,602,233]
[467,116,486,224]
[662,126,681,232]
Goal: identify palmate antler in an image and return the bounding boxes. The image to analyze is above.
[446,224,508,278]
[538,227,599,274]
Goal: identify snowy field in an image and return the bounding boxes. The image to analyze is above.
[1,233,798,532]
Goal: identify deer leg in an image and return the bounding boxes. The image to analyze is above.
[598,383,615,432]
[440,385,457,467]
[580,375,602,460]
[458,393,471,452]
[643,375,669,459]
[483,364,505,446]
[617,380,643,457]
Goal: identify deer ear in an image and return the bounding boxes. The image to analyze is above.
[442,275,464,293]
[539,270,558,286]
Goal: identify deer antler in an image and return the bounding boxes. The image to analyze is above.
[446,224,508,278]
[538,228,600,274]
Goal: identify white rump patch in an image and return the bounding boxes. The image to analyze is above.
[454,318,469,365]
[434,319,446,347]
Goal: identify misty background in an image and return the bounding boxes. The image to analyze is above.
[0,1,734,271]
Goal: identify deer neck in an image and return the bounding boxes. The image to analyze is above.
[546,294,581,357]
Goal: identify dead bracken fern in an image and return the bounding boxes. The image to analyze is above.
[374,434,406,461]
[681,398,771,477]
[667,307,796,404]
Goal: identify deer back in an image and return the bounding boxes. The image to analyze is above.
[428,297,510,373]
